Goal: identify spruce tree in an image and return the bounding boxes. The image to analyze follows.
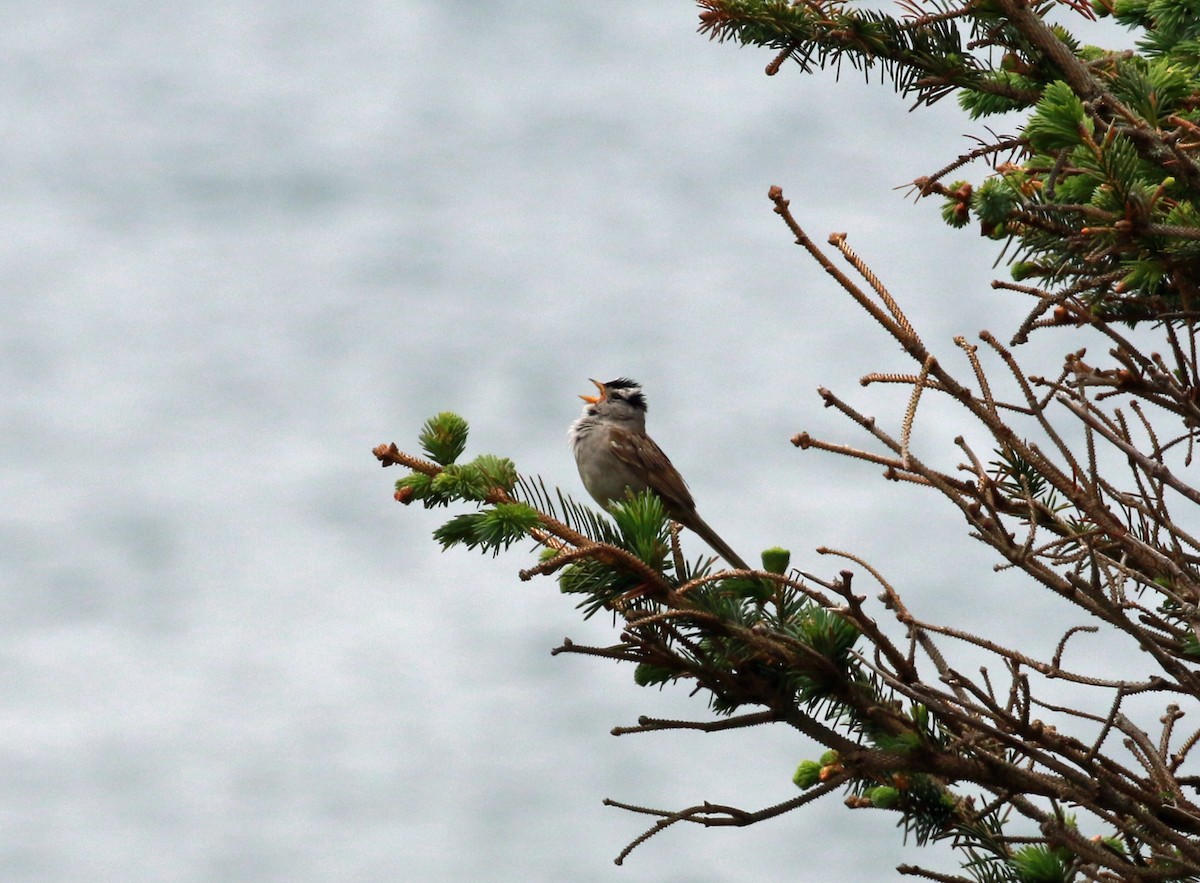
[376,2,1200,878]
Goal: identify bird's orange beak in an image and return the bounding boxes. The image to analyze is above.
[579,378,606,404]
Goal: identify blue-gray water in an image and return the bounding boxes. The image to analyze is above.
[1,2,1140,880]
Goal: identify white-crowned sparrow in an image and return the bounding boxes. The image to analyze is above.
[568,377,749,571]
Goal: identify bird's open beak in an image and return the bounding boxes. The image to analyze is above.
[579,378,606,404]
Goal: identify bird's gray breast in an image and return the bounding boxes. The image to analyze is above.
[572,423,648,508]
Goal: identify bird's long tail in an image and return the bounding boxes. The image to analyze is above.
[685,513,750,571]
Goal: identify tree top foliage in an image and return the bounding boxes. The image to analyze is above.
[701,0,1200,328]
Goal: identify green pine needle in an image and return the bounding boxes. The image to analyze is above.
[633,663,677,687]
[432,502,541,556]
[430,464,490,502]
[1009,845,1068,883]
[466,454,518,494]
[512,474,621,545]
[607,490,671,567]
[419,412,469,466]
[1025,81,1093,151]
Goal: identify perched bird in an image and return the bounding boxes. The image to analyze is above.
[568,377,749,570]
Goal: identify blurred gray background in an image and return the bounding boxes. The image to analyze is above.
[1,2,1139,880]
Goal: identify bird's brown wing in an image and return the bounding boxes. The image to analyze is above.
[609,426,749,570]
[607,426,696,514]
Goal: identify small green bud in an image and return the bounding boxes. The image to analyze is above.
[1011,261,1041,281]
[633,663,673,687]
[1010,845,1066,882]
[419,412,469,466]
[868,786,901,808]
[818,749,840,767]
[394,472,431,502]
[466,454,518,493]
[792,760,822,789]
[721,577,772,603]
[760,547,790,574]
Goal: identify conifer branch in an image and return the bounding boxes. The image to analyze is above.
[378,2,1200,875]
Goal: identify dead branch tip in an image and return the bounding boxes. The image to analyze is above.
[373,442,401,466]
